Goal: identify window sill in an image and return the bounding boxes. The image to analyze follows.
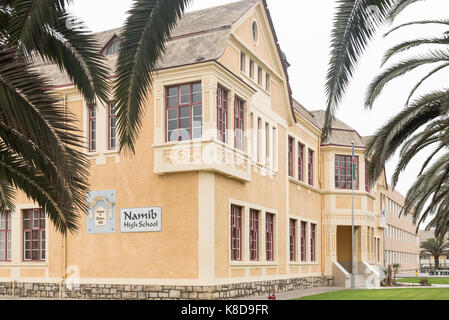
[0,262,48,267]
[289,262,319,267]
[230,261,278,268]
[288,177,321,193]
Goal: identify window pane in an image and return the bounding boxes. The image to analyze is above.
[167,130,178,142]
[168,87,178,97]
[193,105,202,117]
[192,83,202,93]
[180,85,191,96]
[167,96,178,107]
[178,129,191,141]
[193,128,202,139]
[167,120,177,131]
[192,92,202,104]
[180,106,191,118]
[167,109,177,120]
[179,118,190,129]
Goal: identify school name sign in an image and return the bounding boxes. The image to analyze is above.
[120,207,162,233]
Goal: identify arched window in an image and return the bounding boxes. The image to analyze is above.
[105,38,121,55]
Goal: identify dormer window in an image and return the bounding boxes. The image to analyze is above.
[105,38,121,55]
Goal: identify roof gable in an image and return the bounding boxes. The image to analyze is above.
[32,0,257,87]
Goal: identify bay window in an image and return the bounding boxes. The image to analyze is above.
[335,155,359,190]
[166,82,202,142]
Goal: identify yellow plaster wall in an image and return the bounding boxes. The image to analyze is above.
[20,269,46,278]
[336,196,362,210]
[218,44,240,76]
[233,12,278,72]
[57,95,200,280]
[0,269,10,277]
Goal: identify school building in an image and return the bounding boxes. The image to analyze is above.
[0,0,420,299]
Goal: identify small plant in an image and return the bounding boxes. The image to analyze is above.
[392,263,400,285]
[419,278,431,286]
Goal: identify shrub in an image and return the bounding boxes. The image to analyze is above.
[419,278,431,286]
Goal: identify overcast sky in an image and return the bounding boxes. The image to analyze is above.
[69,1,449,219]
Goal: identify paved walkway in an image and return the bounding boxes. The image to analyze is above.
[236,287,343,300]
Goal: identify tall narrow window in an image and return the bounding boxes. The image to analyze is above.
[88,106,96,152]
[258,67,263,86]
[266,213,274,261]
[249,209,259,261]
[249,60,254,79]
[365,159,371,192]
[23,209,45,261]
[217,86,228,143]
[166,82,202,142]
[308,149,314,186]
[300,221,307,262]
[230,205,242,261]
[257,118,262,162]
[108,102,117,150]
[265,122,270,162]
[0,211,11,261]
[310,224,316,262]
[272,127,277,168]
[289,219,296,261]
[288,137,294,177]
[298,143,304,182]
[265,73,271,92]
[234,97,245,151]
[240,52,246,72]
[335,155,359,190]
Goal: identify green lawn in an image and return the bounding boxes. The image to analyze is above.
[297,288,449,300]
[398,277,449,285]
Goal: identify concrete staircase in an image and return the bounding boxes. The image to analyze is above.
[333,261,383,288]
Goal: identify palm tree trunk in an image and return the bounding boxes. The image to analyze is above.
[435,255,440,270]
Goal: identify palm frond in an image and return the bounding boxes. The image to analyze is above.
[405,62,449,105]
[384,19,449,38]
[387,0,425,22]
[0,46,89,234]
[365,50,449,108]
[0,180,14,212]
[366,89,449,185]
[382,37,449,66]
[323,0,394,140]
[114,0,191,153]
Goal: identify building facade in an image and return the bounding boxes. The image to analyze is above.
[0,0,419,299]
[381,187,420,271]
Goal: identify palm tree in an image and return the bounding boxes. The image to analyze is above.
[420,236,449,270]
[0,0,190,233]
[325,0,449,236]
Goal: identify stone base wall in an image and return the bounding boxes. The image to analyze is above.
[0,276,334,300]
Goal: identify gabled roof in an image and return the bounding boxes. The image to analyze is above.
[32,0,258,87]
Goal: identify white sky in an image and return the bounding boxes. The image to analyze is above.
[69,0,449,224]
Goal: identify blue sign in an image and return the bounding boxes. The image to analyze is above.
[86,190,116,234]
